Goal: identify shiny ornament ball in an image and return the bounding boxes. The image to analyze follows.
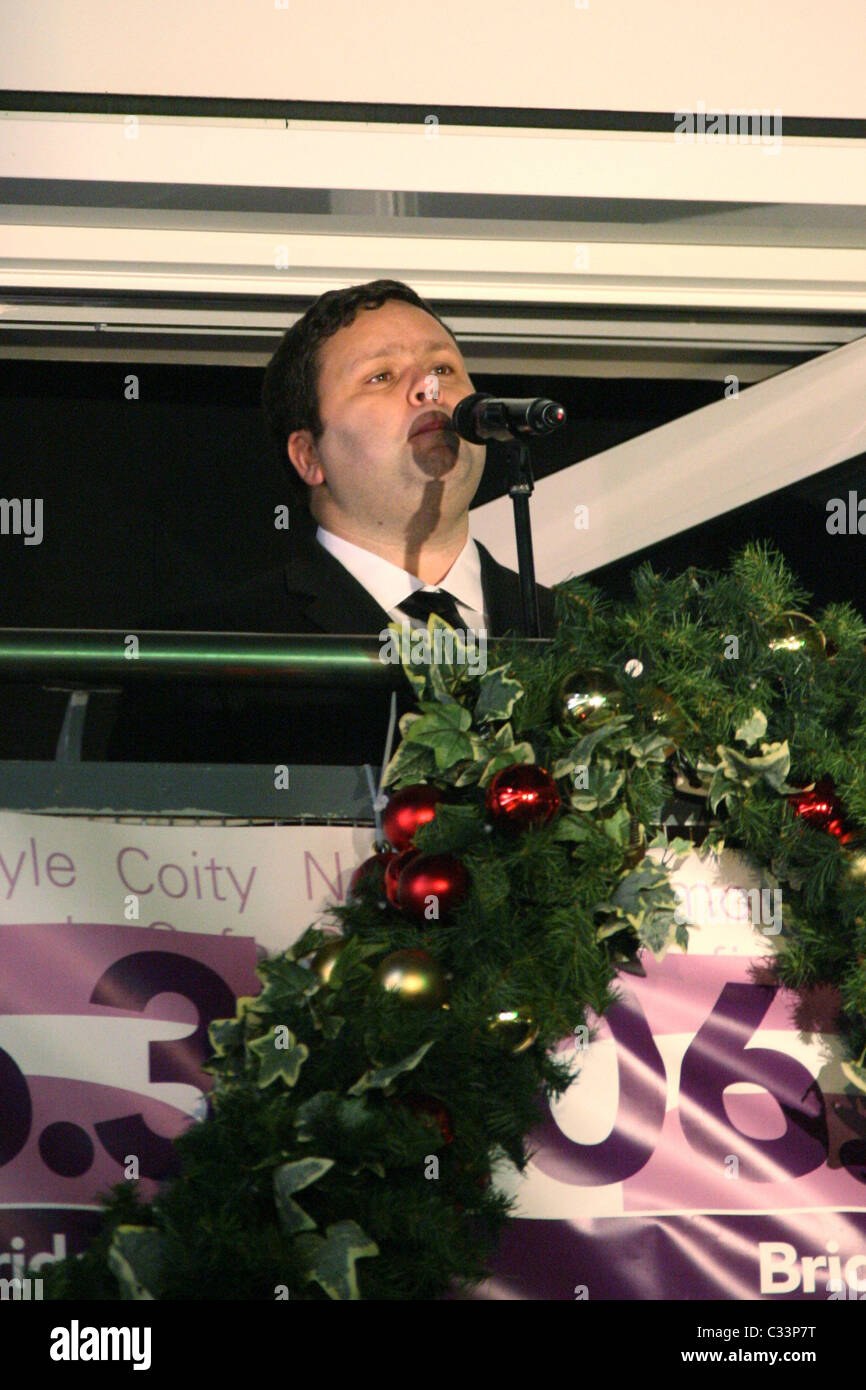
[789,776,857,843]
[396,853,469,921]
[347,851,395,902]
[558,668,625,730]
[382,784,445,850]
[487,1006,539,1054]
[768,611,826,659]
[374,949,449,1008]
[385,848,419,906]
[310,937,347,985]
[486,764,561,829]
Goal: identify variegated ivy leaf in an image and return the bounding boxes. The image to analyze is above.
[636,906,683,962]
[569,761,626,811]
[294,1092,373,1144]
[629,732,674,767]
[716,739,791,792]
[208,1016,245,1056]
[735,708,768,747]
[348,1040,435,1096]
[708,769,744,815]
[249,1027,309,1088]
[404,704,474,770]
[601,805,632,848]
[381,738,435,789]
[553,814,591,844]
[297,1221,379,1301]
[107,1226,163,1301]
[558,714,634,774]
[474,665,524,723]
[478,742,536,787]
[273,1157,334,1236]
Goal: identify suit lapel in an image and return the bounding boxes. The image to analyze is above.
[282,528,393,635]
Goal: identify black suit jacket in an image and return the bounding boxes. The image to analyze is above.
[106,523,556,764]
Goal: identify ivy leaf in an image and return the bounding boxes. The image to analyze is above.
[559,715,633,773]
[295,1092,373,1144]
[716,739,791,792]
[474,665,524,723]
[273,1157,334,1236]
[249,1027,309,1088]
[841,1061,866,1094]
[314,1012,345,1039]
[629,732,674,767]
[636,906,683,962]
[708,768,742,815]
[553,814,591,843]
[569,760,626,811]
[208,1017,245,1057]
[601,805,632,847]
[297,1221,379,1301]
[382,738,435,789]
[107,1226,163,1301]
[407,703,473,736]
[348,1040,435,1096]
[478,742,536,787]
[735,708,768,747]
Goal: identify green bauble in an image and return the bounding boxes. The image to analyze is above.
[558,668,625,730]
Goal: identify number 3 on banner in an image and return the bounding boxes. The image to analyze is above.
[89,950,237,1181]
[532,984,829,1186]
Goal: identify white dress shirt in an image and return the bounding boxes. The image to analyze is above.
[315,525,488,631]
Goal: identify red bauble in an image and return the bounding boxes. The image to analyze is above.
[347,851,395,902]
[385,848,420,906]
[486,764,561,829]
[396,853,469,921]
[789,776,857,843]
[403,1093,454,1145]
[382,784,444,851]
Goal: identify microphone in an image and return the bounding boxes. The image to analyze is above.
[451,391,567,444]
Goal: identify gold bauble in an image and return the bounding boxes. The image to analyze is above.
[310,937,347,985]
[846,852,866,885]
[487,1007,539,1054]
[558,668,625,730]
[767,611,826,659]
[374,949,449,1008]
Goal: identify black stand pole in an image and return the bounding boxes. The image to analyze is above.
[502,438,541,638]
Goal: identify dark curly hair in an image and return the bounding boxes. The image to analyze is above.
[261,279,458,510]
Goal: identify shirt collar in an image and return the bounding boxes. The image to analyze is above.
[315,525,484,616]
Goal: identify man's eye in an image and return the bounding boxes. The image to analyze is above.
[367,363,454,384]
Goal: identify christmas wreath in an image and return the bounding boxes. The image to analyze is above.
[44,543,866,1300]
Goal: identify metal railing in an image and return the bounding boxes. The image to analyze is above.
[0,629,550,821]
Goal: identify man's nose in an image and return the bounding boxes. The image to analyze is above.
[413,371,444,404]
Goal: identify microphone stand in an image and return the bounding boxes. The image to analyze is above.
[502,438,541,638]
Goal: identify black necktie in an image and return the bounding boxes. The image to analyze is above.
[397,588,467,631]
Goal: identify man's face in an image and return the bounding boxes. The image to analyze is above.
[289,300,486,535]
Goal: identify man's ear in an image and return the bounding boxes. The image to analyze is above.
[287,429,326,487]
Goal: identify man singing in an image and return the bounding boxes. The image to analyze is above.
[108,280,555,763]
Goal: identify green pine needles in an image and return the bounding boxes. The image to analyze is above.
[43,543,866,1300]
